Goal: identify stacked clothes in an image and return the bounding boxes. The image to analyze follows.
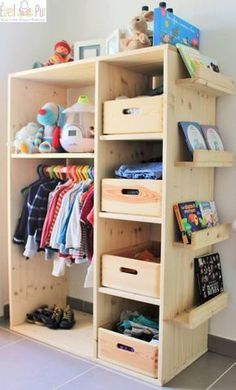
[115,162,162,180]
[115,310,159,345]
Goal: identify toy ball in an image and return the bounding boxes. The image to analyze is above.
[39,141,52,153]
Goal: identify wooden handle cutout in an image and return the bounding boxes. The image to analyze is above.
[122,108,140,115]
[121,189,139,196]
[120,267,138,275]
[117,343,135,352]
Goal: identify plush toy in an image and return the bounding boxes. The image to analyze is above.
[14,122,40,154]
[37,102,65,152]
[121,11,154,51]
[33,40,73,68]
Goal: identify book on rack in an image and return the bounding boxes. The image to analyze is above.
[176,43,220,77]
[174,201,206,243]
[196,201,219,228]
[201,125,225,151]
[178,121,208,154]
[195,252,224,304]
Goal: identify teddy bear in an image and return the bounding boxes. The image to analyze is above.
[33,40,73,68]
[121,11,154,51]
[37,102,65,152]
[14,122,40,154]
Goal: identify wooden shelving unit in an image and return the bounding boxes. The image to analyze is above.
[8,45,235,386]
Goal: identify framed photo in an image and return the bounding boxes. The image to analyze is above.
[201,125,224,151]
[74,39,105,60]
[106,29,126,55]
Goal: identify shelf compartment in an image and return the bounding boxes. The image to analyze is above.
[101,179,162,218]
[101,241,161,299]
[98,287,160,306]
[11,153,95,159]
[98,326,158,378]
[103,96,163,135]
[173,292,228,329]
[173,223,230,250]
[177,65,235,96]
[99,212,162,224]
[100,133,163,141]
[175,150,234,168]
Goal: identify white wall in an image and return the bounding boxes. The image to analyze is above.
[1,0,236,339]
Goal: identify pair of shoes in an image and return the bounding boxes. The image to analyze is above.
[43,305,76,330]
[26,305,53,326]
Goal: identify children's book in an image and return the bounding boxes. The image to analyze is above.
[195,252,224,304]
[178,121,208,154]
[196,201,219,228]
[173,204,189,244]
[176,43,220,77]
[178,201,205,242]
[201,125,224,151]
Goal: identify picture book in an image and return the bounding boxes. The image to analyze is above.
[178,201,206,242]
[178,121,208,154]
[173,204,189,244]
[196,201,219,228]
[176,43,220,77]
[153,8,200,49]
[195,252,224,304]
[201,125,224,151]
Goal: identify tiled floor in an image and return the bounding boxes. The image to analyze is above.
[0,326,235,390]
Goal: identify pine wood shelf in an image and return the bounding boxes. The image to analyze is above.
[175,150,234,168]
[173,223,230,250]
[99,287,160,306]
[100,133,163,141]
[99,212,162,224]
[173,292,228,329]
[11,153,95,159]
[177,65,235,97]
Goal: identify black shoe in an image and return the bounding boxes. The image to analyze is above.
[26,305,48,326]
[45,306,63,329]
[59,305,75,329]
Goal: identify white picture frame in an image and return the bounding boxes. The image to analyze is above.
[74,39,105,60]
[106,29,126,55]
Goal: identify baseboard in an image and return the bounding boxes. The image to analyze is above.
[208,334,236,359]
[66,297,93,315]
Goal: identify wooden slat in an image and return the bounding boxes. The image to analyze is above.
[173,223,230,250]
[98,287,161,306]
[11,153,95,159]
[175,150,234,168]
[173,292,228,329]
[99,212,162,224]
[100,133,163,141]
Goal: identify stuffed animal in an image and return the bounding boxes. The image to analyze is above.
[14,122,40,154]
[121,11,154,51]
[37,102,65,152]
[33,40,73,68]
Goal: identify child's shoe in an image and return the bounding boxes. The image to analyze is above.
[45,306,63,329]
[59,305,75,329]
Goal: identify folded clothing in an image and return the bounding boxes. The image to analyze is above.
[116,311,159,343]
[115,162,162,180]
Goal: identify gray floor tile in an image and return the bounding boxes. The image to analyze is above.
[0,327,23,348]
[210,363,236,389]
[0,338,95,390]
[165,352,236,390]
[59,366,159,390]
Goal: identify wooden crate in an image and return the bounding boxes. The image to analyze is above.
[102,241,161,298]
[101,179,162,217]
[103,96,163,134]
[98,327,158,378]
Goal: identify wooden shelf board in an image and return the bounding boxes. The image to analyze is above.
[175,150,234,168]
[11,153,95,159]
[10,60,96,87]
[10,311,94,359]
[99,287,160,306]
[173,223,230,250]
[176,78,234,96]
[173,292,228,329]
[100,133,163,141]
[99,212,162,224]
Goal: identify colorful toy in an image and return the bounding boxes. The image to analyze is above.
[121,10,154,51]
[14,122,39,154]
[37,102,65,152]
[33,40,73,68]
[153,7,200,48]
[60,95,94,153]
